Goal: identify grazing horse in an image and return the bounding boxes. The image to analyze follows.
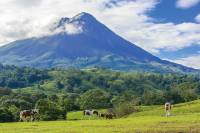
[99,112,116,119]
[105,113,116,119]
[31,109,40,121]
[92,110,99,116]
[83,110,99,119]
[19,109,39,122]
[165,102,172,117]
[99,112,106,118]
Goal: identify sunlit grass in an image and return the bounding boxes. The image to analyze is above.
[1,100,200,133]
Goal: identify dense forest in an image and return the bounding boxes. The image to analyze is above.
[0,64,200,122]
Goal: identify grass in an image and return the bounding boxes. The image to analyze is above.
[67,109,106,120]
[1,100,200,133]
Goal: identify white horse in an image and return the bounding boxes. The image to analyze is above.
[83,110,98,119]
[165,102,172,117]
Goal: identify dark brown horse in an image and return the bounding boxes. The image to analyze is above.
[99,113,106,118]
[105,113,114,119]
[99,112,116,119]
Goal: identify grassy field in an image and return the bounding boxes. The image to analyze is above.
[1,100,200,133]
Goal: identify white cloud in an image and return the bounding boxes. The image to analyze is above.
[59,22,83,35]
[65,23,83,35]
[171,54,200,69]
[176,0,200,9]
[195,14,200,23]
[14,0,43,8]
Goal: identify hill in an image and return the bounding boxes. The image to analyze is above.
[0,66,200,123]
[0,12,198,73]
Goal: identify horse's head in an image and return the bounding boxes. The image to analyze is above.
[32,109,39,114]
[93,110,99,116]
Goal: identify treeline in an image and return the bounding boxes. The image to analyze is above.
[0,64,49,88]
[0,66,200,122]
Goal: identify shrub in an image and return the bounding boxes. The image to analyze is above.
[79,89,110,109]
[8,105,20,121]
[0,88,12,96]
[42,108,66,121]
[113,102,139,117]
[35,99,66,121]
[0,108,14,122]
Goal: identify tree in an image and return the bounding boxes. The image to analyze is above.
[113,102,139,117]
[61,93,80,111]
[142,90,165,105]
[0,108,14,122]
[56,81,64,89]
[79,89,110,109]
[8,105,20,121]
[0,88,12,96]
[35,99,66,121]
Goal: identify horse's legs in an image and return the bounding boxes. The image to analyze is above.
[26,116,31,122]
[30,116,33,122]
[24,116,29,122]
[32,115,36,122]
[22,117,26,122]
[168,110,171,116]
[82,113,85,120]
[19,117,22,122]
[19,115,25,122]
[165,110,170,117]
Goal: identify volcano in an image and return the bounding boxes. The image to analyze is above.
[0,12,198,73]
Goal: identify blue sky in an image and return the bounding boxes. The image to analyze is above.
[149,0,200,24]
[0,0,200,68]
[148,0,200,68]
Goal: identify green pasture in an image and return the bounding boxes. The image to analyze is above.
[1,100,200,133]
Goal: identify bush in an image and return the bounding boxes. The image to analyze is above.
[8,105,20,121]
[35,99,66,121]
[0,88,12,96]
[113,102,139,117]
[0,108,14,122]
[79,89,110,109]
[42,108,66,121]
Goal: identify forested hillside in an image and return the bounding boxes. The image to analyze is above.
[0,64,200,122]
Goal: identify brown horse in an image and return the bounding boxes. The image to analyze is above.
[105,113,115,119]
[19,109,39,122]
[99,112,106,118]
[99,112,116,119]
